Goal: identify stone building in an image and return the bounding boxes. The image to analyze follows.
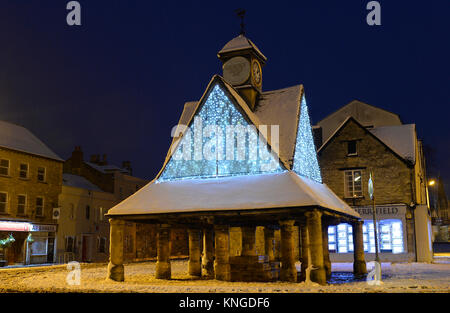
[56,173,116,263]
[315,101,433,262]
[0,120,63,265]
[105,34,366,285]
[63,146,187,261]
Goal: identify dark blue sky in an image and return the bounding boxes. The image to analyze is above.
[0,1,449,193]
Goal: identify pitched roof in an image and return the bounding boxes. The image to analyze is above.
[218,34,267,62]
[85,161,130,174]
[159,75,303,177]
[62,173,103,191]
[0,120,63,161]
[107,171,360,219]
[317,116,417,164]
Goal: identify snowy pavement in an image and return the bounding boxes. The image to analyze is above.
[0,259,448,293]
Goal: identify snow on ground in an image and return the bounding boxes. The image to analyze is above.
[0,259,448,293]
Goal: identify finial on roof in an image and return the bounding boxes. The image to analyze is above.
[235,8,246,35]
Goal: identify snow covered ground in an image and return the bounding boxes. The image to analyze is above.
[0,259,448,293]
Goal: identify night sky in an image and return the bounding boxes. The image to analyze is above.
[0,1,449,193]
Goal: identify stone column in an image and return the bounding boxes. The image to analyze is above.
[279,220,297,282]
[214,224,230,281]
[156,224,171,279]
[322,223,332,279]
[188,229,202,278]
[241,226,257,256]
[352,221,367,276]
[306,210,326,285]
[202,228,214,278]
[299,223,309,281]
[107,218,125,281]
[263,227,275,262]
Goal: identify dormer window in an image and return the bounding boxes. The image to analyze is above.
[347,140,357,156]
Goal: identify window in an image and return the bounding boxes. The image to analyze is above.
[65,236,75,252]
[19,163,28,178]
[0,159,9,176]
[85,205,90,220]
[37,167,46,182]
[347,140,357,156]
[362,220,404,254]
[0,192,7,213]
[344,170,363,198]
[328,224,353,253]
[17,195,26,215]
[98,237,106,253]
[36,197,44,216]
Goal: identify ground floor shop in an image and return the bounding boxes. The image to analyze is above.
[0,220,57,266]
[329,204,433,263]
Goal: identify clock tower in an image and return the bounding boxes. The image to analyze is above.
[217,34,267,110]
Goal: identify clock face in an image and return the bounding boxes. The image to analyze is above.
[251,59,262,87]
[223,56,250,85]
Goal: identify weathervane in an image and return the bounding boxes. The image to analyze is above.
[235,9,246,35]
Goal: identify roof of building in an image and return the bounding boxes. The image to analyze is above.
[0,120,63,161]
[62,173,103,191]
[107,171,360,218]
[218,34,267,62]
[162,75,302,173]
[318,116,417,164]
[85,161,130,174]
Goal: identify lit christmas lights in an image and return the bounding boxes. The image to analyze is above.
[292,95,322,183]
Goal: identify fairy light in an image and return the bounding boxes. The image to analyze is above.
[158,84,284,182]
[292,95,322,183]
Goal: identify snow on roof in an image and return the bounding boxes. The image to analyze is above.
[107,171,360,219]
[62,173,103,191]
[218,35,267,62]
[85,161,130,174]
[0,120,63,161]
[369,124,416,163]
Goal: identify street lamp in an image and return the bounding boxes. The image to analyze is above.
[428,179,436,186]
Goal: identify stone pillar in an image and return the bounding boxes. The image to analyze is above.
[306,210,326,285]
[241,226,256,256]
[156,224,171,279]
[202,228,214,278]
[214,225,230,281]
[263,227,275,262]
[279,220,297,282]
[274,229,281,260]
[322,223,332,279]
[352,221,367,276]
[299,223,309,281]
[107,218,125,281]
[188,229,202,278]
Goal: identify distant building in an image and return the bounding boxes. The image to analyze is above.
[57,173,115,263]
[0,120,63,266]
[315,100,433,262]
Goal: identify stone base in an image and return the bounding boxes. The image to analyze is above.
[353,260,368,276]
[229,255,279,282]
[214,262,231,281]
[156,261,171,279]
[107,263,124,282]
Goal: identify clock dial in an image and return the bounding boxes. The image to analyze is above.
[251,59,262,87]
[223,56,250,85]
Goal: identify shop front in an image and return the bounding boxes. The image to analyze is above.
[0,220,57,266]
[329,204,416,263]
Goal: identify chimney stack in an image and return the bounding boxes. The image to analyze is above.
[122,161,132,175]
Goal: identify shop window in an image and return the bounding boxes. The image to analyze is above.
[344,170,363,198]
[0,192,7,213]
[17,195,26,215]
[19,163,28,179]
[37,167,46,182]
[0,159,9,176]
[328,224,354,253]
[347,140,357,156]
[31,238,47,256]
[362,220,404,254]
[36,197,44,216]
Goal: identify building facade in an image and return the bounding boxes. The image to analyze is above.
[57,173,116,263]
[316,102,433,262]
[0,120,63,266]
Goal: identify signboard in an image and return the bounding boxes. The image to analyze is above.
[30,224,57,232]
[0,221,57,232]
[354,204,407,219]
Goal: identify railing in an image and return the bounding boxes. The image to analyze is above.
[57,252,75,264]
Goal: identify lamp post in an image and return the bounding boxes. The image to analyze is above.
[368,172,380,263]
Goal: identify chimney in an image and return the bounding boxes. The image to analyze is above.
[90,154,100,164]
[71,146,84,169]
[101,154,108,165]
[122,161,132,175]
